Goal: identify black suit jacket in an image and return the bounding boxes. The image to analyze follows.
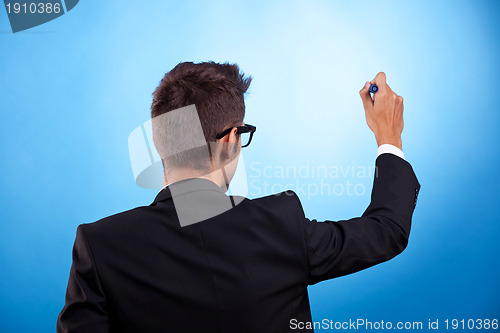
[57,154,420,333]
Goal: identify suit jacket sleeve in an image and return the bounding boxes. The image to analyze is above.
[56,225,110,333]
[300,153,420,285]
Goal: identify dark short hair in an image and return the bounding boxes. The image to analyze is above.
[151,61,252,170]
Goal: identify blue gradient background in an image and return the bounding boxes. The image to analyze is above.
[1,1,499,332]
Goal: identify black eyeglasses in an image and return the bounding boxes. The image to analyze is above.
[216,123,256,148]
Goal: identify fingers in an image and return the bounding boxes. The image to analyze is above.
[371,72,395,97]
[359,81,373,109]
[371,72,386,86]
[396,95,404,105]
[361,72,404,109]
[396,95,404,113]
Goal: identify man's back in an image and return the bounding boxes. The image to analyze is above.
[57,154,420,333]
[75,184,310,332]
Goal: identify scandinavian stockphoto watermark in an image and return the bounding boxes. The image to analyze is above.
[290,318,425,331]
[3,0,78,33]
[127,119,377,200]
[127,105,377,225]
[248,161,377,199]
[289,318,499,331]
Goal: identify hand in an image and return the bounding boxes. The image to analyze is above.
[359,72,404,150]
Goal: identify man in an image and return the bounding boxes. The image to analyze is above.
[56,62,420,333]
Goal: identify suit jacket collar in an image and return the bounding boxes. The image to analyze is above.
[151,178,226,206]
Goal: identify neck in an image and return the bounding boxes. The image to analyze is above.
[164,167,229,191]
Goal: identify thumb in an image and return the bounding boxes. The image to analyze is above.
[359,81,373,109]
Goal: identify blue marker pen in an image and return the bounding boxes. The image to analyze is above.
[369,84,379,94]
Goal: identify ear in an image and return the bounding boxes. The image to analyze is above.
[219,127,240,163]
[216,127,239,144]
[227,127,239,144]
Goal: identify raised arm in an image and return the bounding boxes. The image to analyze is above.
[301,73,420,285]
